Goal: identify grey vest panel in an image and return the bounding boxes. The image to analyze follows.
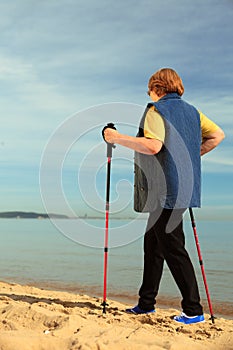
[134,93,201,212]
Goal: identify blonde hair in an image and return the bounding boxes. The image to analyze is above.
[148,68,184,97]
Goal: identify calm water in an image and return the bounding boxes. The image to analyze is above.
[0,218,232,317]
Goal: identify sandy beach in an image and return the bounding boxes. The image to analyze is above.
[0,281,232,350]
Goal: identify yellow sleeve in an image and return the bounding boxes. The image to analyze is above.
[144,107,165,142]
[199,111,220,138]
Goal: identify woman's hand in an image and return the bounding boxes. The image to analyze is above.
[104,128,119,144]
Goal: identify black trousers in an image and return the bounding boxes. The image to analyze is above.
[138,207,203,316]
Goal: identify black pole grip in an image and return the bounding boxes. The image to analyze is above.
[102,123,116,156]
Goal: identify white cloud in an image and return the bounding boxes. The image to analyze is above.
[0,56,34,79]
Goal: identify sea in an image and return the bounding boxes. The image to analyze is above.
[0,218,232,318]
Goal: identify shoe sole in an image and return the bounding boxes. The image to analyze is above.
[174,319,205,324]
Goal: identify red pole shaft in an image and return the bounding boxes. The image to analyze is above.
[103,202,109,302]
[102,155,111,313]
[189,209,215,323]
[192,224,214,315]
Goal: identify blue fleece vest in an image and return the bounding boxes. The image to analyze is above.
[134,93,201,211]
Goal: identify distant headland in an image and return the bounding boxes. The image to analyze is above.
[0,211,69,219]
[0,211,143,220]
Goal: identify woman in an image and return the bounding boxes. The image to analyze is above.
[103,68,224,324]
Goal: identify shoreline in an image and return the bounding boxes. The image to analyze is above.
[0,280,233,350]
[2,278,232,320]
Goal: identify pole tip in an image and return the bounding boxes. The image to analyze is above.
[101,300,109,314]
[210,315,216,324]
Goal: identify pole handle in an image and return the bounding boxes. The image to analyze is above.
[102,122,116,157]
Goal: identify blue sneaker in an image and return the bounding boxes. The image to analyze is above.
[174,312,205,324]
[126,305,155,314]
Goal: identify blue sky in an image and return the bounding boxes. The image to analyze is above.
[1,0,232,220]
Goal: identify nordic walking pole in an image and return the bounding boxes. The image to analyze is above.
[189,208,215,323]
[101,123,116,314]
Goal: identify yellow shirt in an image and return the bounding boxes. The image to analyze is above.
[144,107,219,142]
